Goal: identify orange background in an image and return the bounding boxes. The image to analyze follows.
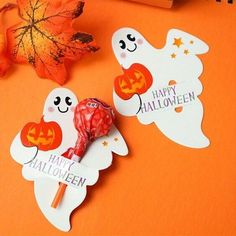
[0,0,236,235]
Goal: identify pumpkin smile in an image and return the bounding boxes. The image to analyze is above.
[26,135,54,146]
[57,106,69,113]
[127,43,137,52]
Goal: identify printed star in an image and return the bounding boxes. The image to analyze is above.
[173,38,184,48]
[102,141,108,147]
[114,137,119,142]
[184,49,189,55]
[171,53,176,59]
[190,40,194,44]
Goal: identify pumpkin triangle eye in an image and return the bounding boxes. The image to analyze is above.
[29,128,36,135]
[130,78,135,83]
[120,80,127,88]
[134,72,141,79]
[48,129,53,136]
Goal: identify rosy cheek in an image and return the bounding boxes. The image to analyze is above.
[137,38,143,45]
[48,106,54,112]
[70,106,75,112]
[120,52,126,58]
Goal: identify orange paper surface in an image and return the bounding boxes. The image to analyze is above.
[128,0,173,8]
[0,0,236,235]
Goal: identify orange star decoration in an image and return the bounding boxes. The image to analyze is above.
[0,3,16,77]
[102,141,108,147]
[171,53,176,59]
[6,0,99,84]
[173,38,183,48]
[184,49,189,55]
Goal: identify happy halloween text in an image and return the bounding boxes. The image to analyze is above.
[28,154,86,188]
[140,85,196,113]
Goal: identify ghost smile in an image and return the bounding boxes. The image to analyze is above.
[58,107,69,113]
[127,43,137,52]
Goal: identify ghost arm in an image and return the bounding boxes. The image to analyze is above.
[161,29,209,95]
[80,125,128,170]
[10,133,39,181]
[10,132,38,165]
[165,29,209,55]
[113,90,141,117]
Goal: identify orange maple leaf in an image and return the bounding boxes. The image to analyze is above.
[0,30,10,77]
[7,0,99,84]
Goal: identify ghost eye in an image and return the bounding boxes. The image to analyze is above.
[54,96,61,106]
[65,96,72,106]
[119,40,126,49]
[127,34,136,42]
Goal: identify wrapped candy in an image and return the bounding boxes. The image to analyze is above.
[51,98,115,208]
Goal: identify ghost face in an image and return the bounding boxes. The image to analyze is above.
[119,34,138,53]
[112,28,147,66]
[43,88,78,122]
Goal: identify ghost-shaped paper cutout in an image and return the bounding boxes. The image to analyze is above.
[112,27,210,148]
[10,88,128,232]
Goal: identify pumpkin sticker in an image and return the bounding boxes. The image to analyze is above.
[20,117,62,151]
[114,63,153,100]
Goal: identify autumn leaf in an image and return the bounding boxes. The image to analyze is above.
[0,3,16,77]
[0,29,10,77]
[7,0,99,84]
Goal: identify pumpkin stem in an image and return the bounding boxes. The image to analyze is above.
[40,116,45,123]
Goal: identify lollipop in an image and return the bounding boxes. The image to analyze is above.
[51,98,115,208]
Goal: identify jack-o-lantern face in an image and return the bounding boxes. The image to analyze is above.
[20,117,62,151]
[114,63,153,100]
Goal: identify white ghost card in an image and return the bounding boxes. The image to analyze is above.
[10,88,128,232]
[112,27,210,149]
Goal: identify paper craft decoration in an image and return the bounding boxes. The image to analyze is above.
[112,27,210,148]
[10,88,128,231]
[0,0,98,84]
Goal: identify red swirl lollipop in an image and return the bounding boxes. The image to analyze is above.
[51,98,115,208]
